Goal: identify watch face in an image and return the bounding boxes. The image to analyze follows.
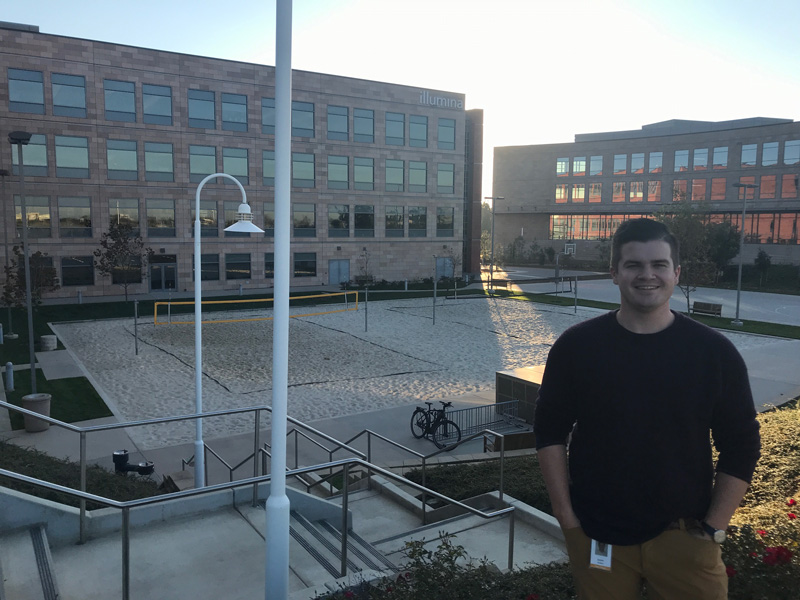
[713,529,727,543]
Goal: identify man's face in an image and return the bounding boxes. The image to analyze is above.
[610,240,680,314]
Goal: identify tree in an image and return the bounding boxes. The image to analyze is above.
[441,245,463,299]
[754,249,771,288]
[481,202,492,233]
[93,223,153,301]
[356,249,374,284]
[480,230,491,265]
[706,221,741,282]
[2,245,60,308]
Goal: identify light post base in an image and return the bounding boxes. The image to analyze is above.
[730,319,744,327]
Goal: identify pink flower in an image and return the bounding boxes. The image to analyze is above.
[788,498,797,507]
[344,591,355,599]
[757,529,767,537]
[526,595,540,600]
[763,546,793,566]
[788,513,797,520]
[726,565,737,577]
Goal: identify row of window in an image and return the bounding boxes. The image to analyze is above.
[555,141,800,177]
[14,197,458,239]
[549,212,800,244]
[10,135,457,194]
[555,175,799,204]
[8,68,458,149]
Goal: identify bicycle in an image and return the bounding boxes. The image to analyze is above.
[410,401,462,450]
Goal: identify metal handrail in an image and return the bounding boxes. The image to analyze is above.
[0,456,516,600]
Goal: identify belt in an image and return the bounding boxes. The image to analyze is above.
[666,518,704,534]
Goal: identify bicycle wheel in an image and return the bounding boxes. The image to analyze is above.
[432,419,461,450]
[410,409,428,439]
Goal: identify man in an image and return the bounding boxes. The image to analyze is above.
[533,218,761,599]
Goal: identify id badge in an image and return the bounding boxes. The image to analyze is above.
[589,539,612,571]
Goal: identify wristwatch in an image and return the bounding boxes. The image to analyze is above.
[701,521,727,543]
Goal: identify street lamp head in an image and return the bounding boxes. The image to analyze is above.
[223,201,265,233]
[8,131,32,145]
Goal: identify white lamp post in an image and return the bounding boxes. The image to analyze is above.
[484,196,503,295]
[731,182,758,326]
[193,173,262,488]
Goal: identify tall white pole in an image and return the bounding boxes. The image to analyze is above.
[266,0,292,597]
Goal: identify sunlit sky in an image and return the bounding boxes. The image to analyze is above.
[4,0,800,202]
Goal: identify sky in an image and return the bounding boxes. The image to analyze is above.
[4,0,800,203]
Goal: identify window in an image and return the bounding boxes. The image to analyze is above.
[262,150,275,186]
[711,178,726,201]
[386,160,404,192]
[588,183,602,203]
[386,112,405,145]
[294,253,317,277]
[52,73,86,118]
[146,199,175,237]
[292,152,314,187]
[188,89,215,129]
[327,105,348,140]
[437,163,454,194]
[143,84,172,125]
[144,142,173,182]
[781,174,798,198]
[631,153,644,174]
[293,203,316,237]
[192,200,218,237]
[58,197,91,237]
[741,144,757,167]
[221,93,247,132]
[436,207,454,237]
[409,161,427,193]
[691,179,707,202]
[555,184,568,203]
[61,257,93,286]
[438,118,455,150]
[107,140,138,180]
[189,145,216,183]
[693,149,708,171]
[556,158,569,177]
[761,142,779,166]
[222,148,248,185]
[613,154,627,175]
[409,115,428,148]
[572,184,585,203]
[590,156,603,176]
[647,181,661,202]
[263,203,274,237]
[328,204,350,237]
[15,196,50,238]
[573,157,586,176]
[760,175,776,199]
[354,157,374,191]
[193,254,219,281]
[354,205,374,237]
[630,182,644,202]
[673,180,688,201]
[784,140,800,165]
[112,255,141,285]
[385,206,404,237]
[225,253,251,280]
[408,206,427,237]
[55,136,89,178]
[261,98,275,135]
[109,198,139,232]
[264,253,274,279]
[649,152,663,173]
[9,68,44,114]
[225,201,249,237]
[11,133,47,176]
[737,176,756,199]
[327,155,349,189]
[353,108,374,143]
[104,79,136,122]
[292,101,314,137]
[712,147,728,170]
[674,150,689,172]
[612,182,626,203]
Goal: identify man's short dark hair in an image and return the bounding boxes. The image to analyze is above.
[610,218,680,271]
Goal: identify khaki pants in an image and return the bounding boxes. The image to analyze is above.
[563,523,727,600]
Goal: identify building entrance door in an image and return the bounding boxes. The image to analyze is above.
[150,255,177,291]
[328,259,350,285]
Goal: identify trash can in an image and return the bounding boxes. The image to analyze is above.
[22,393,51,432]
[40,335,57,351]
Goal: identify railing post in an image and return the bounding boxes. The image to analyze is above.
[340,463,350,577]
[499,434,505,503]
[122,507,131,600]
[253,409,261,507]
[508,509,515,571]
[79,431,87,544]
[294,429,299,470]
[421,457,427,525]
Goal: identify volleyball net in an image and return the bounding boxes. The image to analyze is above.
[153,291,359,325]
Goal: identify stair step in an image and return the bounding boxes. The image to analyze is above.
[0,525,59,600]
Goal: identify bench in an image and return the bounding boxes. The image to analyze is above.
[691,301,722,317]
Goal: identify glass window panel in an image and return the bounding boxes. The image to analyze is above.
[191,199,218,237]
[61,256,94,286]
[630,182,644,202]
[55,136,89,178]
[781,174,798,199]
[261,97,275,135]
[673,179,688,201]
[58,196,92,237]
[327,155,349,189]
[741,144,757,167]
[225,253,251,280]
[144,142,173,182]
[104,79,136,122]
[386,112,404,145]
[292,101,314,137]
[762,142,778,166]
[142,84,172,125]
[188,89,215,129]
[15,195,51,238]
[262,150,275,186]
[693,148,708,171]
[294,252,316,277]
[109,198,139,232]
[630,153,644,174]
[193,254,219,281]
[385,205,404,237]
[555,184,568,203]
[408,206,427,237]
[436,207,454,237]
[107,139,138,180]
[292,152,315,187]
[328,204,350,237]
[572,183,585,203]
[263,203,274,237]
[354,205,374,238]
[52,73,86,118]
[386,159,404,192]
[648,152,663,173]
[11,133,47,176]
[588,182,602,203]
[612,182,626,202]
[409,115,427,148]
[437,163,454,194]
[8,68,44,114]
[556,158,569,177]
[353,108,374,143]
[613,154,627,175]
[327,105,348,141]
[221,93,247,132]
[222,147,248,185]
[674,150,689,172]
[146,198,175,237]
[760,175,776,199]
[647,181,661,202]
[438,118,455,150]
[409,161,427,193]
[189,145,216,183]
[738,176,757,199]
[589,156,603,176]
[264,252,274,278]
[573,157,586,176]
[293,203,316,237]
[710,178,726,201]
[712,147,728,170]
[354,157,374,191]
[784,140,800,165]
[691,179,707,201]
